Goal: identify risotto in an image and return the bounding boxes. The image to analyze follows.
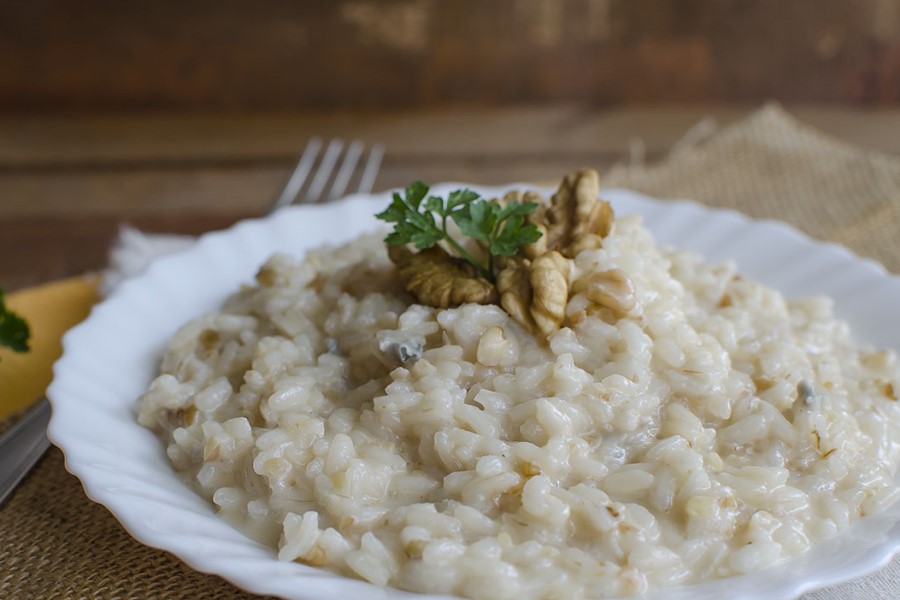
[137,185,900,599]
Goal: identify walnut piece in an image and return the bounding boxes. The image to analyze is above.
[497,257,536,332]
[500,189,544,208]
[526,168,613,259]
[476,326,510,367]
[388,245,497,308]
[571,268,636,316]
[498,251,572,336]
[529,251,570,337]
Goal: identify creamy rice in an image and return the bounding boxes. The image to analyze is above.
[137,214,900,599]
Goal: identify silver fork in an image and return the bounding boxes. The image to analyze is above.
[269,137,384,211]
[0,138,384,508]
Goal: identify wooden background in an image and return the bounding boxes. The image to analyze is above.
[4,105,900,291]
[2,0,899,111]
[2,1,900,290]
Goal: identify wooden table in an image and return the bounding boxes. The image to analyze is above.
[4,105,900,291]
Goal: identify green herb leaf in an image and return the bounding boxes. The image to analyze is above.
[0,288,30,353]
[453,200,496,242]
[409,227,443,249]
[424,195,444,214]
[375,183,544,282]
[498,200,539,221]
[491,215,542,256]
[384,223,415,245]
[404,181,429,210]
[446,189,479,212]
[374,192,409,223]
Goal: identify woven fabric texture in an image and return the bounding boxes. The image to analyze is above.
[603,104,900,274]
[3,104,899,599]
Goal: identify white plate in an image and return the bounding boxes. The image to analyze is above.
[48,186,900,600]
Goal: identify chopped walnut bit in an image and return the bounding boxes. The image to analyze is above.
[309,273,328,292]
[196,329,221,358]
[497,257,536,332]
[753,377,775,392]
[571,268,636,316]
[530,168,614,259]
[296,545,329,567]
[476,326,510,367]
[718,293,733,308]
[498,480,525,513]
[518,461,542,477]
[862,350,895,370]
[403,538,427,559]
[255,265,278,286]
[198,329,219,349]
[529,251,570,337]
[163,406,197,428]
[179,406,197,426]
[388,244,497,308]
[887,382,897,400]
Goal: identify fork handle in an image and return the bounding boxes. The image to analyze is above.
[0,397,51,508]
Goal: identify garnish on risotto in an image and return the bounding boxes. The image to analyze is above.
[0,287,31,353]
[137,170,900,599]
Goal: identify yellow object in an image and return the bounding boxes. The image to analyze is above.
[0,276,100,420]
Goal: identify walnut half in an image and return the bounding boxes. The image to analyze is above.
[497,257,536,332]
[529,251,570,337]
[497,251,571,337]
[388,245,497,308]
[525,168,613,259]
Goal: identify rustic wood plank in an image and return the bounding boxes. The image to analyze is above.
[1,1,898,111]
[0,167,279,217]
[0,214,252,291]
[0,106,654,166]
[0,156,634,218]
[2,108,898,171]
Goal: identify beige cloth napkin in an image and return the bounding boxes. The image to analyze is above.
[2,104,899,599]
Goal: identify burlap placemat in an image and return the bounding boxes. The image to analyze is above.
[603,103,900,274]
[2,104,899,599]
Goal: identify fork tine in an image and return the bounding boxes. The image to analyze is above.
[305,139,343,203]
[328,139,364,201]
[268,137,322,214]
[357,143,384,194]
[272,138,384,211]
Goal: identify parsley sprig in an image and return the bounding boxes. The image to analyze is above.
[376,182,542,282]
[0,288,30,353]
